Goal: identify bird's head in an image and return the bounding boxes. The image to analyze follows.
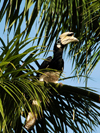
[55,32,79,49]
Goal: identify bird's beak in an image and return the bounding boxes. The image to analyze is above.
[59,32,79,45]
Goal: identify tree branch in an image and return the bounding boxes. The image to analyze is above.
[47,83,100,103]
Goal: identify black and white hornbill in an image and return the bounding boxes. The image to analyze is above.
[25,32,79,131]
[38,32,79,83]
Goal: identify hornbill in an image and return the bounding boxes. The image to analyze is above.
[25,32,79,131]
[38,32,79,83]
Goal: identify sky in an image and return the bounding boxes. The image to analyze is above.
[0,1,100,133]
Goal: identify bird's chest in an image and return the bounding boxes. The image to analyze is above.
[39,71,60,83]
[50,58,64,71]
[39,56,64,83]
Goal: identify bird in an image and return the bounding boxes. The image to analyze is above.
[25,32,79,131]
[38,32,79,83]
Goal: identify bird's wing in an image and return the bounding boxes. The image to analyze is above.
[37,56,52,78]
[39,56,52,69]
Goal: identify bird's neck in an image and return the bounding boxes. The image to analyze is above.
[53,48,63,59]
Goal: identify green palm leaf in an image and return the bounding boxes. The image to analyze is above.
[29,83,100,133]
[0,0,100,133]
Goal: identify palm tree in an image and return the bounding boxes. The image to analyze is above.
[0,0,100,132]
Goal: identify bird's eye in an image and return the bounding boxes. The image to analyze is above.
[57,39,61,43]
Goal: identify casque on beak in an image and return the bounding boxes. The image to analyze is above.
[59,32,79,45]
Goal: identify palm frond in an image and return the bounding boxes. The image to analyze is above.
[29,83,100,133]
[0,0,100,133]
[0,32,53,132]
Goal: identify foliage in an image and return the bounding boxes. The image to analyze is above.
[0,0,100,133]
[0,0,100,75]
[32,83,100,133]
[0,32,51,132]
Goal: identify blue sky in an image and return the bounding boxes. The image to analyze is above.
[0,1,100,133]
